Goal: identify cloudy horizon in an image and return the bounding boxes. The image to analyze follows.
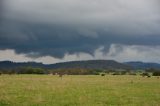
[0,0,160,64]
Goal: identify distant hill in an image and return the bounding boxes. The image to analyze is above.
[0,61,45,69]
[0,60,131,70]
[124,61,160,69]
[47,60,131,69]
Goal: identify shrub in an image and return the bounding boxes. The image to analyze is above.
[128,72,137,75]
[153,72,160,76]
[121,71,127,75]
[141,72,150,77]
[101,73,105,76]
[17,67,46,74]
[92,71,99,75]
[112,72,121,75]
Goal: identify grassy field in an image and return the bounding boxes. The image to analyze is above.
[0,75,160,106]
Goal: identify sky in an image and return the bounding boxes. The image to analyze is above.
[0,0,160,64]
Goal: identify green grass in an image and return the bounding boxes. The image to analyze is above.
[0,75,160,106]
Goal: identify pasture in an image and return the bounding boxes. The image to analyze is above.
[0,75,160,106]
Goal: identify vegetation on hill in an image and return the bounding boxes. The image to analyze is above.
[125,61,160,69]
[0,60,160,76]
[0,60,131,70]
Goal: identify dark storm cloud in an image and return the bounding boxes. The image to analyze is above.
[0,21,101,57]
[0,0,160,58]
[0,0,4,21]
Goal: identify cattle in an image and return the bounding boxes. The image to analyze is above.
[101,73,105,76]
[141,73,151,78]
[58,73,64,79]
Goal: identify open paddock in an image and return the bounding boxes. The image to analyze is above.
[0,75,160,106]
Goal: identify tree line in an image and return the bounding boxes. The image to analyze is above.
[0,67,99,75]
[0,67,160,76]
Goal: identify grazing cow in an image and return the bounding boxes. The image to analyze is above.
[101,73,105,76]
[59,74,63,77]
[147,75,151,78]
[141,73,150,78]
[58,73,64,79]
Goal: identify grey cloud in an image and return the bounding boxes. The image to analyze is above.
[0,0,160,59]
[106,44,160,63]
[1,44,160,64]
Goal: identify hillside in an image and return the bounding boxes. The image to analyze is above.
[0,60,131,70]
[124,61,160,69]
[0,61,45,69]
[47,60,131,69]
